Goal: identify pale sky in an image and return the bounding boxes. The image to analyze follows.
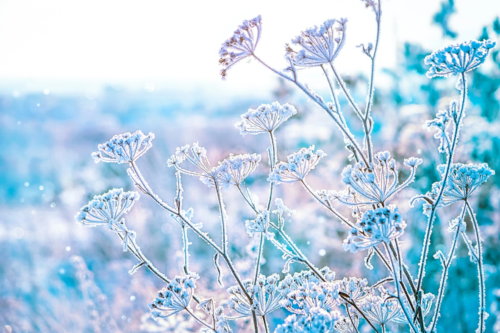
[0,0,498,95]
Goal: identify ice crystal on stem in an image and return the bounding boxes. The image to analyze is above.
[92,130,154,164]
[236,102,297,136]
[268,146,326,184]
[425,40,496,78]
[219,16,262,79]
[343,206,406,253]
[286,19,347,67]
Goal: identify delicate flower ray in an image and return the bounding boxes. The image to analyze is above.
[421,163,494,213]
[275,307,340,333]
[286,19,347,68]
[149,274,199,318]
[334,315,359,333]
[279,268,339,315]
[219,16,262,79]
[359,292,402,325]
[92,130,155,164]
[336,152,422,206]
[268,146,326,184]
[235,102,297,136]
[245,211,269,236]
[343,206,406,253]
[425,39,496,78]
[75,189,140,251]
[227,274,282,318]
[167,143,260,189]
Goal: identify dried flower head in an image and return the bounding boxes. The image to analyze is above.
[286,19,347,67]
[360,293,402,325]
[227,274,282,317]
[219,16,262,79]
[425,40,496,78]
[149,274,200,319]
[268,146,326,184]
[343,206,406,253]
[245,210,269,236]
[92,130,154,164]
[236,102,297,136]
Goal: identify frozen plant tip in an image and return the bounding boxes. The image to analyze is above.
[268,146,326,184]
[219,16,262,79]
[425,39,496,78]
[236,102,297,136]
[343,206,406,253]
[92,130,154,164]
[286,19,347,68]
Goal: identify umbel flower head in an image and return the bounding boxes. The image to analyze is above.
[75,189,140,251]
[426,163,494,210]
[334,315,359,333]
[92,130,155,164]
[286,18,347,67]
[337,152,422,205]
[245,210,269,236]
[227,274,282,317]
[275,307,340,333]
[219,15,262,79]
[425,39,496,78]
[359,292,402,325]
[236,102,297,136]
[167,143,261,189]
[149,274,200,319]
[268,146,326,184]
[343,206,406,253]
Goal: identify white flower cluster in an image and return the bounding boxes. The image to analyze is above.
[268,146,326,184]
[75,189,140,251]
[360,292,401,326]
[92,130,155,164]
[219,16,262,79]
[235,102,297,136]
[245,211,269,236]
[149,274,199,318]
[168,143,260,188]
[424,39,496,78]
[286,19,347,68]
[227,274,282,318]
[343,206,406,253]
[337,152,422,206]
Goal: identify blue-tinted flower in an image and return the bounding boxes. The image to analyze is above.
[359,293,402,325]
[219,16,262,79]
[236,102,297,136]
[149,274,200,318]
[425,40,496,78]
[92,130,154,164]
[227,274,282,317]
[343,206,406,253]
[268,146,326,184]
[245,211,269,236]
[286,19,347,67]
[427,163,494,208]
[275,307,340,333]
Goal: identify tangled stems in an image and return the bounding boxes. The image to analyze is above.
[415,73,467,314]
[466,201,486,333]
[429,204,467,333]
[128,161,260,332]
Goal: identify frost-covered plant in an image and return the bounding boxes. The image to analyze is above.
[76,1,496,332]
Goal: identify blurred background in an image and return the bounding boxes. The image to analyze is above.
[0,0,499,332]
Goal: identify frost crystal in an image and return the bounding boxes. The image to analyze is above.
[428,163,494,208]
[286,19,347,67]
[227,274,282,317]
[149,274,200,318]
[343,206,406,253]
[92,130,154,164]
[425,40,496,78]
[235,102,297,136]
[268,146,326,184]
[219,16,262,79]
[75,189,140,251]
